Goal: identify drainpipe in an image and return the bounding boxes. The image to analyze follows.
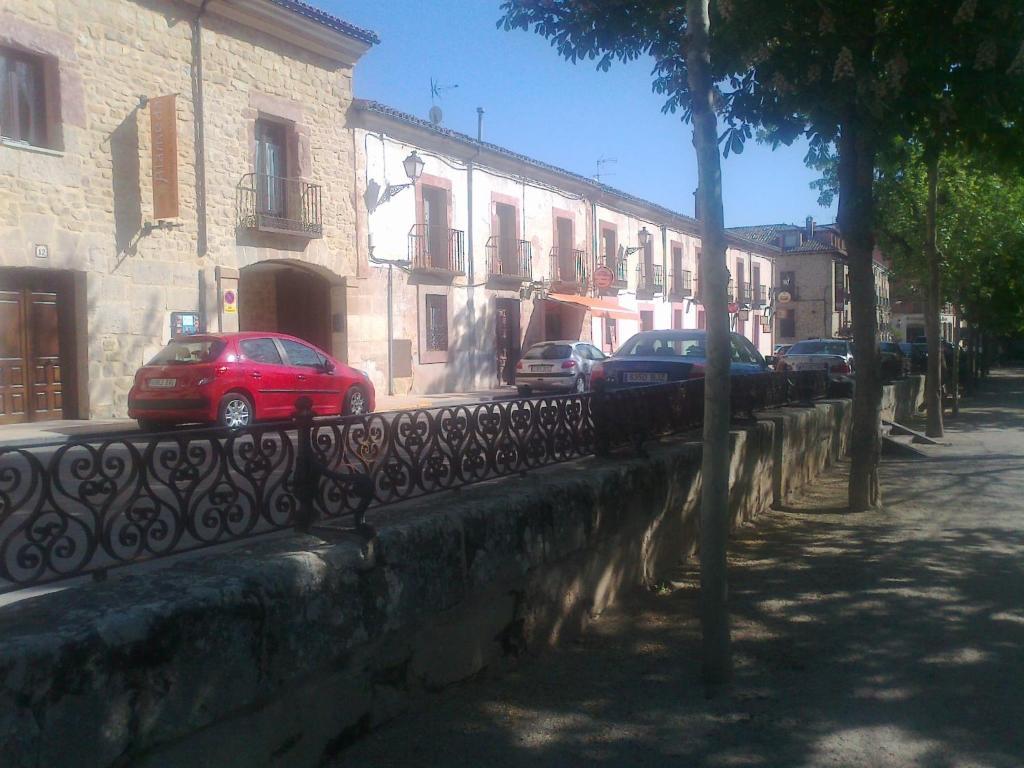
[191,0,211,259]
[466,118,482,386]
[661,224,668,306]
[590,198,598,296]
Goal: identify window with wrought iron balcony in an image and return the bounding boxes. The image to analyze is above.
[738,281,753,304]
[753,284,768,307]
[236,120,323,238]
[550,247,588,292]
[669,269,692,300]
[488,237,532,283]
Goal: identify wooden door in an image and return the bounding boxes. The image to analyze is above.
[0,290,28,424]
[495,298,521,385]
[0,288,63,424]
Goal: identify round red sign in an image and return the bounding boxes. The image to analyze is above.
[728,302,739,314]
[593,265,615,290]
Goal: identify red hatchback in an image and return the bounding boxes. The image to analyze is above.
[128,332,375,429]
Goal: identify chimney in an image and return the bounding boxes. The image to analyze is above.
[694,187,702,220]
[805,216,815,239]
[476,107,484,142]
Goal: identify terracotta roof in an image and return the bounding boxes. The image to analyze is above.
[726,224,791,245]
[266,0,379,44]
[352,100,777,255]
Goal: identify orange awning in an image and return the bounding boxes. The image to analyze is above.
[547,294,640,321]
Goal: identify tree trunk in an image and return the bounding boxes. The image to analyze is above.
[924,153,944,437]
[837,117,882,511]
[686,0,732,694]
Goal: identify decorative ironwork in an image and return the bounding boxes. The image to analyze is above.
[236,173,323,237]
[754,284,768,307]
[408,224,466,274]
[738,282,753,304]
[0,372,827,593]
[487,237,532,281]
[637,263,665,295]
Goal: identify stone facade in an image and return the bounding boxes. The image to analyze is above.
[0,0,373,418]
[351,101,777,396]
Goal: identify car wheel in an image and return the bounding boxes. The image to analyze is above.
[516,385,531,397]
[573,376,586,394]
[344,386,369,416]
[218,393,253,429]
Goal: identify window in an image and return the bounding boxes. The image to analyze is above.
[524,343,573,360]
[604,317,617,352]
[779,271,796,292]
[619,332,706,358]
[147,339,226,365]
[730,335,762,364]
[1,48,53,148]
[640,310,654,331]
[255,119,289,217]
[783,232,800,248]
[279,338,323,368]
[778,309,796,338]
[673,309,683,329]
[240,337,284,365]
[601,227,616,265]
[697,309,706,330]
[425,294,448,352]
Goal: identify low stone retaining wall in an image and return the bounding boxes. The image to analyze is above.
[0,386,914,767]
[883,374,925,423]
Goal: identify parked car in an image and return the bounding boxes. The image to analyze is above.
[765,343,792,368]
[590,329,768,391]
[879,341,909,381]
[128,332,374,429]
[776,338,855,389]
[515,340,606,395]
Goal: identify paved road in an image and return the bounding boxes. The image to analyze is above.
[335,368,1024,768]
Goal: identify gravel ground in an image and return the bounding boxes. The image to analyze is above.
[333,369,1024,768]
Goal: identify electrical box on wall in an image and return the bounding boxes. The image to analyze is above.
[170,311,201,337]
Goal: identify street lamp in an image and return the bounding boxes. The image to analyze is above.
[371,150,426,210]
[624,226,652,256]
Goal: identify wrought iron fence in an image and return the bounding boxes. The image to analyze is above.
[487,237,532,281]
[0,371,827,593]
[408,224,466,274]
[550,248,588,288]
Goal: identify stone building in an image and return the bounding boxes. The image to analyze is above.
[727,218,892,345]
[350,100,778,395]
[0,0,375,422]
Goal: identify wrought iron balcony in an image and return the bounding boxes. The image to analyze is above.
[754,284,768,307]
[487,237,532,282]
[738,281,753,304]
[637,263,665,297]
[727,279,735,301]
[408,224,466,275]
[236,174,323,237]
[550,248,588,290]
[669,269,693,299]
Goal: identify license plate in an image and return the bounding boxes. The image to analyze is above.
[795,363,823,371]
[530,365,552,372]
[148,378,177,389]
[625,372,667,383]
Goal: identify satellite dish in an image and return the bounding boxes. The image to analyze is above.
[428,105,443,125]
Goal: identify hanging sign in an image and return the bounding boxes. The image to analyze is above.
[593,265,615,291]
[150,94,179,219]
[777,290,792,304]
[728,302,739,314]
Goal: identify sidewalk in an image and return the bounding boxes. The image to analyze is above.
[374,386,518,412]
[335,368,1024,768]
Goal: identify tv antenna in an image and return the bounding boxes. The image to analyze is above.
[430,78,459,103]
[594,156,617,183]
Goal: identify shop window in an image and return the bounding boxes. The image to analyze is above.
[604,317,617,353]
[779,309,796,338]
[1,47,60,149]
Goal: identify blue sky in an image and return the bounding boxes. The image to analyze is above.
[330,0,837,228]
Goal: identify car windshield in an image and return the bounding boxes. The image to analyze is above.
[147,339,225,365]
[618,334,706,357]
[523,344,573,360]
[789,341,848,356]
[880,343,901,353]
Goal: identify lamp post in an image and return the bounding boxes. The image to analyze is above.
[624,226,652,257]
[373,150,426,209]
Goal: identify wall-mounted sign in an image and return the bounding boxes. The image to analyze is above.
[593,265,615,291]
[223,289,237,314]
[728,302,739,314]
[170,311,201,337]
[777,290,792,304]
[150,94,179,220]
[34,244,48,259]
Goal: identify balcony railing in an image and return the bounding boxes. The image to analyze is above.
[754,284,768,307]
[637,263,665,294]
[669,269,693,298]
[487,237,532,281]
[550,248,588,289]
[408,224,466,274]
[727,279,735,301]
[738,281,753,304]
[236,173,323,237]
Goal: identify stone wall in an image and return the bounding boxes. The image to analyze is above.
[0,386,930,768]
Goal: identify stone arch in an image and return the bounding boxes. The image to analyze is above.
[237,259,340,352]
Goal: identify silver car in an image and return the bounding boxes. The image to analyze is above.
[515,340,606,395]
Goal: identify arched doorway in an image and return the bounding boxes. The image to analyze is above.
[238,261,333,352]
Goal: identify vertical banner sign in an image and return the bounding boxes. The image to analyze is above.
[150,94,179,219]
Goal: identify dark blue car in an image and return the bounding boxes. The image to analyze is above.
[591,330,769,390]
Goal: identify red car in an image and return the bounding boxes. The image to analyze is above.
[128,332,375,429]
